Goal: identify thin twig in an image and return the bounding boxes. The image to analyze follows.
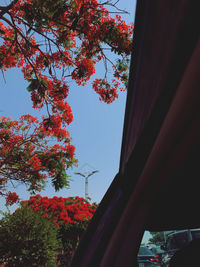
[1,69,6,83]
[0,0,19,19]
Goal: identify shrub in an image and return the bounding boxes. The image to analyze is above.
[22,195,98,265]
[0,206,61,267]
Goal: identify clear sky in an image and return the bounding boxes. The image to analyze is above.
[0,0,137,213]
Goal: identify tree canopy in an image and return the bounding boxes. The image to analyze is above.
[0,205,61,266]
[0,0,133,201]
[0,195,97,265]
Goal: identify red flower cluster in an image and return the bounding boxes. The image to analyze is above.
[6,192,19,206]
[0,0,133,131]
[22,195,97,228]
[0,0,133,200]
[93,78,119,104]
[28,155,42,171]
[72,58,95,86]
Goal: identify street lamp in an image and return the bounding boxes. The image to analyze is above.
[74,168,98,200]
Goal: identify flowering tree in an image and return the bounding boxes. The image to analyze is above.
[0,115,75,199]
[0,0,133,199]
[21,194,97,265]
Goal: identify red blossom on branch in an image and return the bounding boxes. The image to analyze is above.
[6,191,19,205]
[0,115,76,197]
[0,0,133,112]
[0,0,133,200]
[21,194,97,227]
[19,194,97,264]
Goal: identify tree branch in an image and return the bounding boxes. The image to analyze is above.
[0,0,19,19]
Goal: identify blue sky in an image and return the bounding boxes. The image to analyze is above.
[0,0,136,212]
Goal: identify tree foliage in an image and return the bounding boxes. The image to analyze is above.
[0,206,61,267]
[149,232,166,248]
[0,0,133,199]
[0,114,75,200]
[0,195,97,266]
[21,195,97,265]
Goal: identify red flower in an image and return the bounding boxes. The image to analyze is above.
[6,192,19,206]
[23,195,97,227]
[0,0,132,199]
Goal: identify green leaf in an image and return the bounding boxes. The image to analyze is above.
[40,78,48,87]
[26,79,39,92]
[71,2,76,9]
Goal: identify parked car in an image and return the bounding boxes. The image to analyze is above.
[138,246,160,267]
[162,229,200,265]
[149,246,165,266]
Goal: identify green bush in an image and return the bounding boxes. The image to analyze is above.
[57,223,86,266]
[0,206,61,267]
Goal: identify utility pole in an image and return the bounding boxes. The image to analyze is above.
[74,164,98,200]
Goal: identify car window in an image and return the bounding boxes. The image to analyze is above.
[139,247,154,256]
[151,247,164,254]
[192,230,200,239]
[140,229,200,266]
[173,231,188,249]
[166,236,177,250]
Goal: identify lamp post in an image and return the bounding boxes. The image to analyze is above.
[74,165,98,200]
